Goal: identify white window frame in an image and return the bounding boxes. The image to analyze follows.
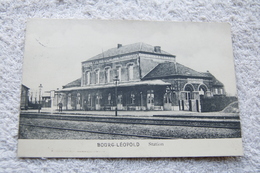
[105,67,111,83]
[128,64,134,81]
[130,92,135,104]
[215,88,218,94]
[95,69,100,84]
[85,71,90,85]
[116,66,122,81]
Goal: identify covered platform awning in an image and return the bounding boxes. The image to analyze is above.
[59,80,170,92]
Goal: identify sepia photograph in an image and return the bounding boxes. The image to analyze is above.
[18,19,243,158]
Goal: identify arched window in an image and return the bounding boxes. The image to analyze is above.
[95,69,100,84]
[128,64,134,81]
[105,67,111,83]
[184,84,194,100]
[198,84,208,96]
[85,71,90,85]
[116,66,122,81]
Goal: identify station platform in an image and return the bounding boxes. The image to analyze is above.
[20,108,239,119]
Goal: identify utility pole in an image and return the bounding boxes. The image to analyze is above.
[140,92,143,110]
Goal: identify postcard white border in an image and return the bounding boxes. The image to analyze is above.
[18,138,243,158]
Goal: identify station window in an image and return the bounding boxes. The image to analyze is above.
[77,93,80,105]
[116,66,121,81]
[108,93,111,105]
[130,92,135,104]
[128,64,134,81]
[85,71,90,85]
[96,93,101,105]
[105,68,110,83]
[95,69,100,84]
[147,90,154,104]
[118,94,122,104]
[87,94,91,105]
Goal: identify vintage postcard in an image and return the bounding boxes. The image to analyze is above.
[18,19,243,158]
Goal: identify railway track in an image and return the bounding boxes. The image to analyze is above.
[20,123,173,139]
[20,113,241,129]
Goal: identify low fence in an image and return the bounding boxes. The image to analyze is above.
[200,96,238,112]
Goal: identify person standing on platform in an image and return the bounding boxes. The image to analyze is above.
[58,102,63,112]
[38,103,41,113]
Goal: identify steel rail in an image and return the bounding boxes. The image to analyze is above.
[20,123,173,139]
[20,114,241,129]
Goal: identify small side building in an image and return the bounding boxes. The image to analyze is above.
[41,92,52,108]
[20,84,29,110]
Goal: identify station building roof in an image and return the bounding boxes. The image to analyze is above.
[83,42,174,63]
[143,62,209,79]
[63,78,81,89]
[202,72,224,87]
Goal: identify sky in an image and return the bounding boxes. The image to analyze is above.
[22,19,237,96]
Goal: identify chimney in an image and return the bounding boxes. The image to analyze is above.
[154,46,161,53]
[117,44,122,48]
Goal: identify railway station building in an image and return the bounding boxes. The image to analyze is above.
[58,43,225,112]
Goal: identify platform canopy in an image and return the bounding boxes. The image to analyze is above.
[59,80,170,92]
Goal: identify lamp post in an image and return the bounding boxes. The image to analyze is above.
[38,84,43,113]
[56,88,59,110]
[39,84,43,104]
[113,75,119,116]
[140,92,143,110]
[50,90,55,113]
[35,91,37,104]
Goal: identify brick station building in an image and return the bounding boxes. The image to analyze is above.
[58,43,225,112]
